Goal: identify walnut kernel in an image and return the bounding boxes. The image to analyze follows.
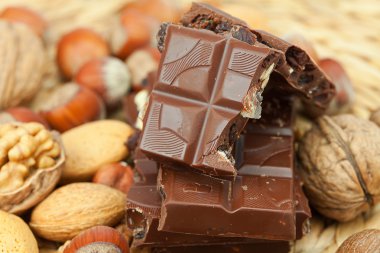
[0,123,61,193]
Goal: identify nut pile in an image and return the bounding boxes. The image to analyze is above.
[0,1,378,253]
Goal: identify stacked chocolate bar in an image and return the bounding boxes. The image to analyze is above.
[126,3,335,252]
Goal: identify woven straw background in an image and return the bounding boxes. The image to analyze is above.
[0,1,379,252]
[0,0,379,118]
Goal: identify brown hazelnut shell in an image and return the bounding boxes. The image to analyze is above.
[57,28,110,79]
[0,107,50,128]
[121,0,180,22]
[0,130,65,214]
[0,6,47,37]
[93,163,134,194]
[111,9,159,59]
[39,84,105,132]
[63,226,129,253]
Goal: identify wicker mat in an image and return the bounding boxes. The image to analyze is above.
[0,1,379,252]
[1,0,379,118]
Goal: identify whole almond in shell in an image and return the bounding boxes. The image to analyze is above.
[60,120,134,183]
[0,210,38,253]
[29,182,125,242]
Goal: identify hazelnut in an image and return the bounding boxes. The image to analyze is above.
[93,162,134,194]
[75,57,131,107]
[336,229,380,253]
[0,6,47,37]
[319,58,355,114]
[63,226,129,253]
[126,47,160,91]
[121,0,180,22]
[0,107,49,128]
[299,115,380,222]
[57,28,110,79]
[282,32,319,63]
[39,83,105,132]
[111,9,159,59]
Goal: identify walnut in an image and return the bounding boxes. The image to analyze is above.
[0,122,65,214]
[299,114,380,222]
[0,21,45,110]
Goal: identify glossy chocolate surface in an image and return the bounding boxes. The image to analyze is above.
[151,243,290,253]
[127,151,309,247]
[157,96,296,239]
[128,97,310,245]
[139,24,278,177]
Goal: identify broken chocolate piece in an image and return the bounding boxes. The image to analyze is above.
[128,150,254,247]
[127,151,309,247]
[158,163,295,240]
[128,97,311,243]
[151,243,291,253]
[156,97,299,240]
[139,24,279,177]
[180,2,335,116]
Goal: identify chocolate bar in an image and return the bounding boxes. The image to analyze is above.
[127,164,254,248]
[180,2,336,116]
[127,151,309,248]
[151,243,291,253]
[128,150,252,247]
[139,23,280,177]
[128,97,311,245]
[156,96,298,240]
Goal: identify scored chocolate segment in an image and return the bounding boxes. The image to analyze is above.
[140,24,279,177]
[126,151,310,247]
[156,96,299,240]
[151,243,291,253]
[181,2,335,116]
[158,159,295,240]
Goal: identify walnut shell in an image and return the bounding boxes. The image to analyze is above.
[0,21,45,110]
[299,115,380,222]
[0,131,65,214]
[29,182,125,242]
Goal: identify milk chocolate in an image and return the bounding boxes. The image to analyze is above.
[157,96,297,240]
[151,243,291,253]
[127,152,309,248]
[158,161,295,240]
[128,97,311,244]
[139,24,280,177]
[180,2,335,116]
